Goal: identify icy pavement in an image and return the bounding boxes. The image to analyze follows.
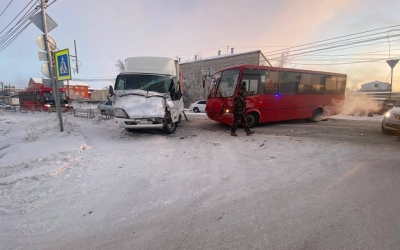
[0,111,399,250]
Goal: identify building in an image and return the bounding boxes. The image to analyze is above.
[179,49,270,104]
[0,85,24,104]
[180,49,270,78]
[63,80,89,100]
[90,89,109,102]
[359,81,389,92]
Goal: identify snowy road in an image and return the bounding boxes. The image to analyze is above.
[1,111,399,250]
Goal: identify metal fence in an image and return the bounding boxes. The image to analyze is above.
[1,106,113,119]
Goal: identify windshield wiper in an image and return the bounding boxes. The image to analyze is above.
[119,92,146,97]
[119,91,167,98]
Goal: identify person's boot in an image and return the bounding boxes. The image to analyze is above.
[245,128,255,136]
[231,128,238,136]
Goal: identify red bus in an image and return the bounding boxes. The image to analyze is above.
[204,64,347,127]
[19,82,70,112]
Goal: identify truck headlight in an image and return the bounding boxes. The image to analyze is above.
[166,100,175,109]
[114,108,128,118]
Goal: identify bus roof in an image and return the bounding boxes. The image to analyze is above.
[219,64,347,77]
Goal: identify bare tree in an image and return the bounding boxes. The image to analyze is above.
[181,56,208,105]
[275,49,292,68]
[115,59,125,72]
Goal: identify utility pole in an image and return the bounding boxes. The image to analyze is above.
[41,0,63,131]
[1,82,4,101]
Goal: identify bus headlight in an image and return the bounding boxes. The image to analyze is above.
[224,108,231,113]
[114,108,128,118]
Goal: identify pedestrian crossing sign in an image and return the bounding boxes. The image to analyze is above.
[54,49,71,80]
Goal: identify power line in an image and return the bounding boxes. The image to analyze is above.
[46,0,57,8]
[0,7,39,48]
[0,0,37,36]
[262,25,400,56]
[0,22,31,52]
[0,0,14,17]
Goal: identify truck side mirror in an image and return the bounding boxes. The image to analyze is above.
[109,85,114,96]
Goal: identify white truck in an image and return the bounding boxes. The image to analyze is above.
[109,56,184,134]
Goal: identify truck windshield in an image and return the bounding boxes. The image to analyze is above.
[115,75,172,93]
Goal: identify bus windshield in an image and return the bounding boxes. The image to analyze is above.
[115,74,173,93]
[209,69,240,98]
[43,91,66,101]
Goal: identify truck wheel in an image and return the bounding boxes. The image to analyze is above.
[163,121,177,134]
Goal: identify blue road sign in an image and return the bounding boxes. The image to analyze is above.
[54,49,71,80]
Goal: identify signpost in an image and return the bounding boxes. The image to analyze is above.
[31,0,63,132]
[386,59,399,103]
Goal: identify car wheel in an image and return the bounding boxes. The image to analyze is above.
[193,107,199,113]
[101,110,105,115]
[381,121,388,134]
[245,112,259,128]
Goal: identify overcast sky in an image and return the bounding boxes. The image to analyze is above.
[0,0,400,89]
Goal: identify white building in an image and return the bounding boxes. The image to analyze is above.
[359,81,389,92]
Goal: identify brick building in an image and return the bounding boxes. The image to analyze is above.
[63,81,89,100]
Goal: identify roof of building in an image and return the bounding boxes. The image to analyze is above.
[179,50,266,64]
[31,77,89,87]
[361,80,389,86]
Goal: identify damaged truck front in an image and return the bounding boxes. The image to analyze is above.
[109,57,184,134]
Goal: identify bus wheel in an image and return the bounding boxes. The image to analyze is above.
[245,112,259,128]
[310,108,323,122]
[163,121,177,134]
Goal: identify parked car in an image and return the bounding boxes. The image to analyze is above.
[98,101,114,115]
[0,101,11,110]
[381,100,400,134]
[189,100,206,113]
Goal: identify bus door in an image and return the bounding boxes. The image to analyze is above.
[241,74,260,111]
[243,69,279,122]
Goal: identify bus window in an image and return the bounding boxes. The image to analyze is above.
[279,71,297,94]
[311,74,325,94]
[209,72,222,98]
[216,69,239,97]
[264,71,278,94]
[336,77,346,94]
[297,73,312,94]
[325,76,337,94]
[242,75,262,96]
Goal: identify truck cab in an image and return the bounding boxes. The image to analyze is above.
[109,57,183,134]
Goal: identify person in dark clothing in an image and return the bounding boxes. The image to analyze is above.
[231,83,255,136]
